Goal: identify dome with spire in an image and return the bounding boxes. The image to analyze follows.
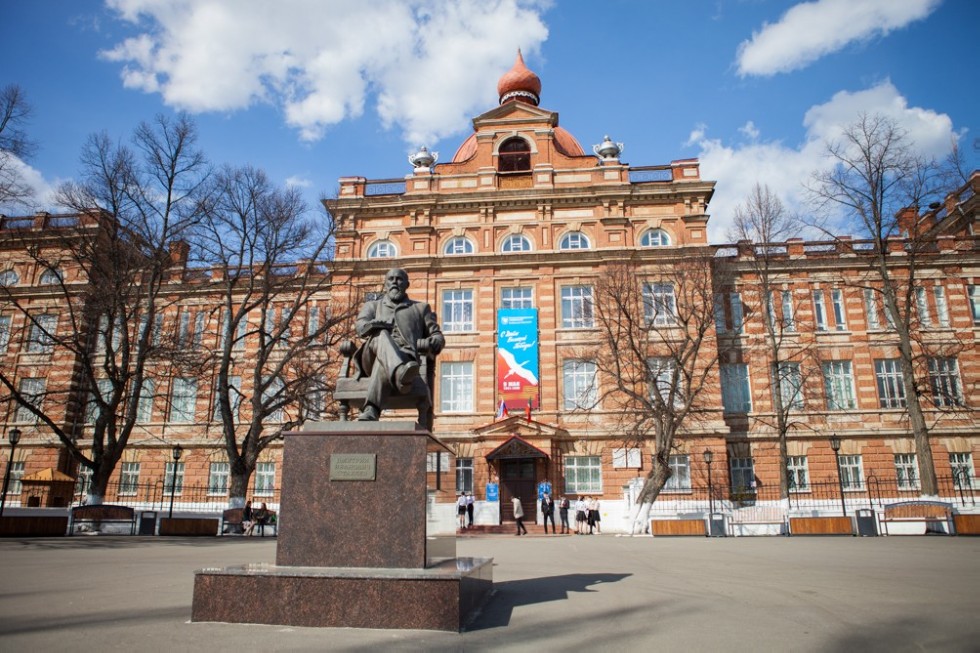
[497,49,541,106]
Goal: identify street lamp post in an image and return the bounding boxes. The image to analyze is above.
[168,444,183,519]
[703,449,714,515]
[0,428,23,518]
[829,434,846,516]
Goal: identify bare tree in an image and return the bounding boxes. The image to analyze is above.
[0,84,38,210]
[589,253,726,533]
[193,166,355,506]
[726,184,822,499]
[806,113,957,496]
[0,114,209,503]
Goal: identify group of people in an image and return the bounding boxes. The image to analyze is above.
[512,493,600,535]
[574,496,601,534]
[241,499,272,536]
[456,492,475,529]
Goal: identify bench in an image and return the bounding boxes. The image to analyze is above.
[650,518,706,536]
[69,504,137,535]
[788,516,854,536]
[334,340,437,429]
[221,507,278,536]
[728,505,787,536]
[881,501,953,536]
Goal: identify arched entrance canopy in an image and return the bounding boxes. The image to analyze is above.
[485,435,549,461]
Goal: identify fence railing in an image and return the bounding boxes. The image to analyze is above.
[71,479,281,512]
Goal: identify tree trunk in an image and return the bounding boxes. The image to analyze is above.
[629,455,671,534]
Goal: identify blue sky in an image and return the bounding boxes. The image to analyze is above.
[2,0,977,241]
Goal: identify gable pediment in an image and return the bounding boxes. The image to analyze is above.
[485,435,549,460]
[473,415,570,440]
[473,101,558,130]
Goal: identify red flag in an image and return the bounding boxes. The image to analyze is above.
[525,400,532,420]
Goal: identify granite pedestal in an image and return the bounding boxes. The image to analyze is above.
[192,421,492,631]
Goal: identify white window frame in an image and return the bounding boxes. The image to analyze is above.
[254,461,275,497]
[456,457,474,492]
[440,361,474,413]
[640,228,671,247]
[713,294,727,334]
[933,286,950,327]
[642,282,677,326]
[774,361,804,410]
[501,234,531,253]
[787,456,810,492]
[564,455,602,494]
[839,454,864,490]
[720,363,751,413]
[781,290,796,332]
[915,286,932,327]
[875,359,906,409]
[8,461,24,496]
[894,454,919,490]
[442,289,474,332]
[813,290,827,331]
[39,268,63,285]
[831,289,847,331]
[208,462,230,496]
[562,359,597,410]
[730,457,756,492]
[213,375,242,422]
[427,452,450,473]
[559,231,591,250]
[367,240,396,258]
[928,357,963,407]
[560,285,594,329]
[864,289,881,329]
[136,379,155,423]
[0,314,10,353]
[501,287,533,309]
[164,461,184,496]
[950,453,975,490]
[612,448,642,469]
[0,270,18,286]
[444,236,475,255]
[968,285,980,326]
[664,455,691,492]
[262,375,286,423]
[119,462,140,496]
[15,377,45,422]
[823,360,856,410]
[27,314,57,353]
[169,377,197,423]
[648,356,683,408]
[730,292,744,334]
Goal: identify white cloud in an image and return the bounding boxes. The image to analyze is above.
[0,154,60,214]
[101,0,549,144]
[736,0,940,77]
[692,80,959,242]
[285,175,312,189]
[738,121,760,141]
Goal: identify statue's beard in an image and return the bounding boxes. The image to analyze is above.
[387,287,406,302]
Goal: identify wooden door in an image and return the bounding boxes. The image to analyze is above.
[500,459,536,521]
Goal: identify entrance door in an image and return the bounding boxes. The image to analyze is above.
[500,459,536,521]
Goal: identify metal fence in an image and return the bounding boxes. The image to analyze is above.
[71,479,281,512]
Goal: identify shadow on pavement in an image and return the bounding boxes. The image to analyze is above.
[468,572,631,631]
[0,536,273,550]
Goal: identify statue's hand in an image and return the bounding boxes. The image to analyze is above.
[371,320,393,332]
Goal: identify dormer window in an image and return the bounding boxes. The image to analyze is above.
[444,237,475,255]
[498,137,531,172]
[640,229,672,247]
[367,240,397,258]
[559,231,591,251]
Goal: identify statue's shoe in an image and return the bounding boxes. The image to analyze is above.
[357,404,380,421]
[395,361,420,392]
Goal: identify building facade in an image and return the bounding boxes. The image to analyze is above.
[1,53,977,531]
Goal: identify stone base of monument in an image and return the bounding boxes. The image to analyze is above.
[191,421,493,632]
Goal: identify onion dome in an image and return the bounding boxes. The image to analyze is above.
[497,49,541,106]
[593,135,624,160]
[408,145,438,169]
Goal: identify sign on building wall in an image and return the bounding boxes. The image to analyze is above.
[497,308,539,411]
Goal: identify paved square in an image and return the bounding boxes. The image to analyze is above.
[0,534,977,651]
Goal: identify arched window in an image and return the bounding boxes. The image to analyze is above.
[559,231,591,251]
[0,270,18,286]
[367,240,396,258]
[498,137,531,172]
[501,234,532,253]
[444,236,475,255]
[640,229,671,247]
[39,268,63,285]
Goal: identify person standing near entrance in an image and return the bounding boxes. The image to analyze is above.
[512,496,528,535]
[466,492,475,527]
[558,496,570,534]
[456,493,467,529]
[541,493,556,534]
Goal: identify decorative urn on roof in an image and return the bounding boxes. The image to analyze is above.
[408,146,438,169]
[593,135,624,161]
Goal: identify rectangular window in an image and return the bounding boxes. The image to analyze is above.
[8,461,24,496]
[831,289,847,331]
[501,287,533,310]
[178,310,190,347]
[720,363,751,413]
[213,376,242,421]
[813,290,827,331]
[169,377,197,423]
[262,376,285,422]
[455,457,473,493]
[781,290,796,332]
[764,292,777,331]
[208,462,230,495]
[564,456,602,494]
[665,455,691,492]
[164,461,184,496]
[234,313,247,350]
[15,377,45,422]
[774,361,803,410]
[254,462,275,496]
[730,292,744,334]
[0,315,11,353]
[75,467,93,497]
[440,361,474,412]
[713,294,727,334]
[875,359,907,409]
[968,285,980,326]
[302,375,326,421]
[823,361,856,410]
[647,357,681,407]
[426,452,450,473]
[864,289,881,329]
[894,454,919,490]
[915,287,932,327]
[27,314,57,353]
[950,453,975,489]
[119,462,140,496]
[86,379,113,424]
[136,379,155,423]
[153,314,164,346]
[928,357,963,407]
[787,456,809,492]
[612,448,642,469]
[933,286,949,327]
[562,359,597,410]
[192,311,206,347]
[642,283,677,326]
[730,457,755,492]
[839,454,864,490]
[442,289,474,332]
[561,285,594,329]
[306,305,320,337]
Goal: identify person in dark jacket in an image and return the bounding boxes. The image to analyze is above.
[541,493,556,534]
